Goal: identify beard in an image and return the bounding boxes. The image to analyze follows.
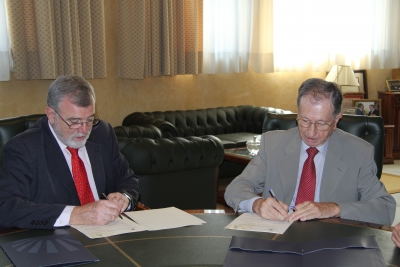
[52,118,91,148]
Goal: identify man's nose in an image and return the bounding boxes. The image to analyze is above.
[78,123,90,134]
[306,123,318,135]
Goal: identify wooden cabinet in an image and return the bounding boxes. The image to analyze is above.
[378,91,400,159]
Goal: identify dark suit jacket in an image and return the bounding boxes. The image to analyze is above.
[356,108,364,115]
[368,109,379,116]
[0,117,139,229]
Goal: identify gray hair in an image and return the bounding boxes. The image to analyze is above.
[47,75,96,111]
[297,78,342,117]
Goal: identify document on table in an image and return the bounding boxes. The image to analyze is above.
[225,213,292,234]
[72,207,206,238]
[72,217,148,239]
[125,206,206,231]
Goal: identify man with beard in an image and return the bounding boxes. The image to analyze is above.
[0,75,139,229]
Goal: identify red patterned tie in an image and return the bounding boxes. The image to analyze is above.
[67,147,95,205]
[295,147,319,205]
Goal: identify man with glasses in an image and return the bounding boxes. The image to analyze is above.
[225,78,395,225]
[0,75,139,229]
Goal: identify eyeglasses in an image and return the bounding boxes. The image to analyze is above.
[296,118,334,131]
[54,109,100,129]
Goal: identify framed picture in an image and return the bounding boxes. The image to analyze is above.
[353,70,368,98]
[351,99,381,117]
[386,80,400,92]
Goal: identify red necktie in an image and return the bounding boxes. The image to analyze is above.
[295,147,319,205]
[67,147,95,205]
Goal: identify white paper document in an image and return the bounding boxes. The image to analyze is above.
[225,213,292,234]
[125,207,206,231]
[72,207,206,238]
[72,218,148,239]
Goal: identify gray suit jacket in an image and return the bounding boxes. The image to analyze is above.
[225,128,395,225]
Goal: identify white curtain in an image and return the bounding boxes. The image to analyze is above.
[274,0,400,71]
[203,0,253,73]
[0,0,10,81]
[203,0,400,74]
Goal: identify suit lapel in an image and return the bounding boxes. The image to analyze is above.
[85,141,106,195]
[320,130,347,201]
[278,132,302,204]
[42,119,78,198]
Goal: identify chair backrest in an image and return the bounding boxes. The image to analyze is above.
[262,113,384,178]
[0,114,45,167]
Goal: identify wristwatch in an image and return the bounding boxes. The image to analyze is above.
[121,193,132,211]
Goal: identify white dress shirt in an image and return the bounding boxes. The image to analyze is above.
[48,121,99,226]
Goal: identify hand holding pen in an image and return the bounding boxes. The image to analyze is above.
[101,192,140,223]
[252,188,289,222]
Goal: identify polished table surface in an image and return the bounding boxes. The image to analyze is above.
[0,210,399,267]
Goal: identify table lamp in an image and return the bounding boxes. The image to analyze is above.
[325,65,360,94]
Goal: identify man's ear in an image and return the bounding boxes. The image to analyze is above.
[45,107,55,124]
[333,113,343,130]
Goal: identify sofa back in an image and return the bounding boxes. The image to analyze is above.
[123,105,292,138]
[118,135,224,209]
[262,113,384,178]
[0,114,45,167]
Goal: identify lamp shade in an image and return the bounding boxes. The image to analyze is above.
[325,65,359,93]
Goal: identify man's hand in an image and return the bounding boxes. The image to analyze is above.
[69,200,122,225]
[288,201,340,222]
[106,192,130,213]
[252,197,289,221]
[392,223,400,247]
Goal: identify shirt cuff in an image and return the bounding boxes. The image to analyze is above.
[238,197,263,213]
[54,206,74,227]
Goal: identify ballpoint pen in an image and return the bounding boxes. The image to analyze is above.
[269,187,290,220]
[268,187,279,203]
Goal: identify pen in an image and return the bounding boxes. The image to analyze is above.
[269,187,290,221]
[102,193,123,220]
[268,187,279,203]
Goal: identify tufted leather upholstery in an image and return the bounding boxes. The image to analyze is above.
[114,125,163,141]
[117,136,224,209]
[262,113,384,178]
[122,105,292,148]
[0,114,45,167]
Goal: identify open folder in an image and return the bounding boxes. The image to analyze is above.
[223,235,385,267]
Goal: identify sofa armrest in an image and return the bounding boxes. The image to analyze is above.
[262,113,298,132]
[122,112,178,138]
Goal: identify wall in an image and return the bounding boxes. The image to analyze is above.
[0,0,392,127]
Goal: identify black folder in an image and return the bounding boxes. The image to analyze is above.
[223,235,385,267]
[0,234,99,267]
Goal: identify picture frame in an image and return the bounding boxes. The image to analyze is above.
[351,99,381,117]
[353,70,368,98]
[386,80,400,92]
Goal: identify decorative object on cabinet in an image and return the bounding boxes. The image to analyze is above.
[386,80,400,92]
[351,99,381,116]
[353,70,368,98]
[325,65,360,94]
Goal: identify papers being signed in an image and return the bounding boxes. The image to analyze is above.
[72,207,206,239]
[225,213,292,234]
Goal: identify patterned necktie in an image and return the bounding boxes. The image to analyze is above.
[67,147,95,205]
[295,147,319,205]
